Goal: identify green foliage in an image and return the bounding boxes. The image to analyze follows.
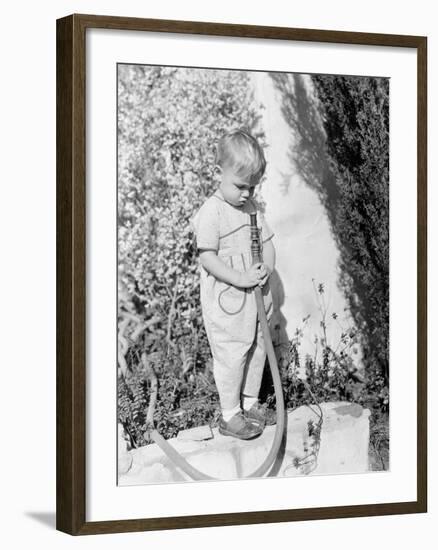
[118,346,219,448]
[268,282,362,408]
[274,322,388,413]
[118,363,149,447]
[118,64,261,333]
[310,75,389,381]
[266,281,389,470]
[117,65,261,443]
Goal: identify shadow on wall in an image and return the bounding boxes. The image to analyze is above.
[269,268,288,348]
[269,72,386,376]
[269,72,340,236]
[259,267,287,402]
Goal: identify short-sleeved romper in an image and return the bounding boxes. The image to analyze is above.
[191,190,274,410]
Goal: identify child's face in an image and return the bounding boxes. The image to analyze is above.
[218,165,259,208]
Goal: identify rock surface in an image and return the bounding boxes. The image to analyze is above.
[118,401,370,485]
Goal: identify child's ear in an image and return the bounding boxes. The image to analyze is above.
[214,164,223,175]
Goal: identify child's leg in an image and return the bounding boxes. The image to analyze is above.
[241,319,266,406]
[212,337,250,415]
[213,338,264,439]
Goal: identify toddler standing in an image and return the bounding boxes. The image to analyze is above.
[191,129,275,440]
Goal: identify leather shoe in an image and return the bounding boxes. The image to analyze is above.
[243,402,268,428]
[218,411,263,440]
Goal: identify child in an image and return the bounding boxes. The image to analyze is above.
[191,129,275,440]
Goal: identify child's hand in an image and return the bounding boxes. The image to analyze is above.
[238,263,266,288]
[258,264,272,288]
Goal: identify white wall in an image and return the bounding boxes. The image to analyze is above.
[1,1,435,549]
[253,72,356,363]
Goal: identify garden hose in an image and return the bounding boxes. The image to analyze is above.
[149,212,286,480]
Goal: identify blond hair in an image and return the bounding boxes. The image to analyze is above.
[216,129,266,183]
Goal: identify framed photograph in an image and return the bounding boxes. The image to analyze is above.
[56,14,427,535]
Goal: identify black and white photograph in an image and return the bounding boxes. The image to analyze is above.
[116,63,390,485]
[1,0,433,543]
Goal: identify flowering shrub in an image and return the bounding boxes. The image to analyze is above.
[117,65,262,446]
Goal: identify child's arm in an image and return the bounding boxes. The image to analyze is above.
[199,250,265,289]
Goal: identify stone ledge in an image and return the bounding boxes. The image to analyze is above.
[119,401,370,485]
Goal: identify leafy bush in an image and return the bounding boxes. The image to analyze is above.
[310,75,389,382]
[117,65,262,444]
[118,344,220,448]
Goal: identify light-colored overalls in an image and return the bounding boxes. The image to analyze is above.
[191,191,274,410]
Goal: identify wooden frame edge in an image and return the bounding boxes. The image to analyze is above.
[416,36,427,514]
[56,13,428,535]
[57,14,87,535]
[74,12,426,47]
[73,501,423,536]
